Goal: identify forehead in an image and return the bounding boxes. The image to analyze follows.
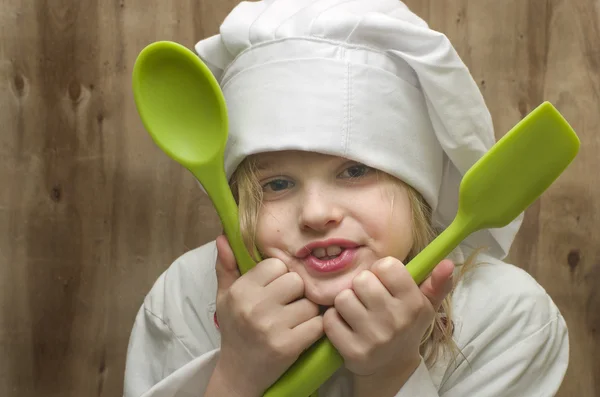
[253,151,348,170]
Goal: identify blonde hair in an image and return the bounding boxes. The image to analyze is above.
[229,155,477,367]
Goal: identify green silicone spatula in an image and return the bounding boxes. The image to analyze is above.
[264,100,580,397]
[132,41,256,274]
[405,101,580,283]
[132,40,580,397]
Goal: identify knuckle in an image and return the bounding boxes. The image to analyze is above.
[256,317,274,335]
[346,344,370,363]
[280,272,304,297]
[388,297,403,312]
[372,327,393,346]
[268,336,295,360]
[382,256,398,265]
[386,302,409,329]
[352,270,372,289]
[408,297,432,322]
[404,307,420,324]
[415,294,431,312]
[286,271,304,288]
[373,256,400,273]
[237,302,255,323]
[334,289,354,307]
[228,282,246,301]
[391,312,408,331]
[237,299,266,324]
[264,258,288,275]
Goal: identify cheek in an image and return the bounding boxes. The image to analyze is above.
[255,205,289,252]
[369,188,414,258]
[255,212,273,252]
[386,218,414,260]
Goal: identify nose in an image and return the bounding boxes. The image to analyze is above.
[299,187,343,232]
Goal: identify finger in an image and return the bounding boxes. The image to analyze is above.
[370,257,415,298]
[334,289,368,332]
[264,271,305,304]
[419,260,455,310]
[242,257,289,287]
[215,235,240,295]
[352,270,390,311]
[323,307,357,354]
[290,315,324,352]
[281,298,319,328]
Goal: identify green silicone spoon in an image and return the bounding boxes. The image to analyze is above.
[132,41,580,397]
[132,41,256,274]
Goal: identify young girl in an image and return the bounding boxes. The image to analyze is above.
[124,1,569,396]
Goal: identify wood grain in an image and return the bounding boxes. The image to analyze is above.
[0,1,233,396]
[0,1,597,396]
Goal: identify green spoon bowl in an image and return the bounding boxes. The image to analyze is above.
[133,41,227,168]
[132,41,256,273]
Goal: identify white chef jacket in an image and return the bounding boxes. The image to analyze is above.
[123,241,569,397]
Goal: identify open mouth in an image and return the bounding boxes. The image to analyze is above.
[310,245,344,260]
[296,238,361,274]
[304,247,359,273]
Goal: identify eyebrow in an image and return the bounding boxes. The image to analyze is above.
[255,161,287,177]
[256,156,355,172]
[255,161,273,171]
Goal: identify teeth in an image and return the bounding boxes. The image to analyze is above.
[312,248,326,258]
[312,246,343,259]
[326,246,342,257]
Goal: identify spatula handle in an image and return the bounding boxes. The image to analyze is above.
[405,216,474,283]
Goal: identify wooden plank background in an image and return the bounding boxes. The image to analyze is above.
[0,0,597,396]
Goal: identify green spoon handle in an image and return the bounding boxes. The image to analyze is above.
[265,214,477,397]
[264,337,343,396]
[190,161,257,274]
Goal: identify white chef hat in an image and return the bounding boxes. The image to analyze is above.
[194,0,523,262]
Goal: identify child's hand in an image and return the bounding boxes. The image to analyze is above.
[210,235,324,396]
[323,257,454,383]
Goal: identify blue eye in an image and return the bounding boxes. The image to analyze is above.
[263,179,294,192]
[341,164,370,178]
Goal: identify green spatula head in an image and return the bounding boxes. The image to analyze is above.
[405,101,580,284]
[459,101,580,230]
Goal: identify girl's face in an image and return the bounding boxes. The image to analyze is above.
[254,151,414,306]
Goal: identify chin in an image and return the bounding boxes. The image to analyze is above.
[304,275,355,306]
